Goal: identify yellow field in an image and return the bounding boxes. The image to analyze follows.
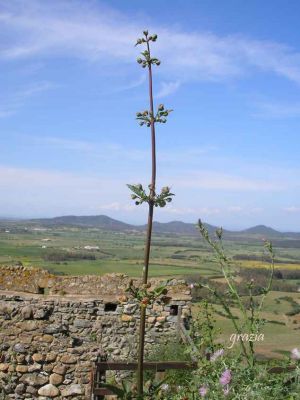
[236,260,300,270]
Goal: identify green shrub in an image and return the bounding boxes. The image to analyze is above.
[146,342,192,386]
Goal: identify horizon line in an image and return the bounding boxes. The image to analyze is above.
[0,214,299,234]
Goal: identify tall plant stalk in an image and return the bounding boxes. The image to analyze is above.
[127,30,173,396]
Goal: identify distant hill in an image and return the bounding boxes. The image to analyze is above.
[27,216,223,236]
[1,215,299,238]
[139,221,219,235]
[240,225,282,237]
[29,215,133,231]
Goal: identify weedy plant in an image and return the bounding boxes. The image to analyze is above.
[127,30,174,396]
[196,219,275,367]
[168,222,300,399]
[102,379,167,400]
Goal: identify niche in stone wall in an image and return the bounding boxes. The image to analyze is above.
[170,305,179,316]
[104,303,117,312]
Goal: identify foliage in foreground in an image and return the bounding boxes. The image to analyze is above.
[107,223,300,399]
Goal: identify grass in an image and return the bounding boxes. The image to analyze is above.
[43,259,218,277]
[192,291,300,358]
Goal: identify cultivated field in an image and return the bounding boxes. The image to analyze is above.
[0,223,300,278]
[1,221,300,357]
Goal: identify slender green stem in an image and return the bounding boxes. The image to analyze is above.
[201,228,252,333]
[203,284,251,366]
[258,250,275,313]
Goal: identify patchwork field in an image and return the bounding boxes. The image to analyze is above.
[0,222,300,279]
[1,220,300,357]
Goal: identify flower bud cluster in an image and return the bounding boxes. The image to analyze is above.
[136,109,153,127]
[127,183,174,207]
[135,31,160,68]
[155,104,173,124]
[126,279,169,307]
[136,104,172,127]
[135,31,158,46]
[137,50,161,68]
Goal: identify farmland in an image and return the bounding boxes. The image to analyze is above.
[1,217,300,357]
[0,218,300,279]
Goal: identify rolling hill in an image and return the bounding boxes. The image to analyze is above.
[1,215,299,239]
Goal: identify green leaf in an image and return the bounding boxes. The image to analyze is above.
[127,184,143,196]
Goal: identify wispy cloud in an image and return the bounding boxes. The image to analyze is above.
[156,81,181,98]
[254,101,300,118]
[24,134,218,164]
[33,136,95,152]
[18,81,54,97]
[162,206,222,216]
[283,206,300,213]
[0,81,56,118]
[0,110,14,118]
[0,165,129,217]
[98,202,135,212]
[162,205,198,215]
[0,164,296,228]
[227,206,243,212]
[175,171,285,192]
[109,75,146,94]
[29,135,149,161]
[2,1,300,85]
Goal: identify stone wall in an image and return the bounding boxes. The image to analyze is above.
[0,265,191,300]
[0,266,54,294]
[0,266,192,399]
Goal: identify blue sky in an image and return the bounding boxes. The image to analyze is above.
[0,0,299,230]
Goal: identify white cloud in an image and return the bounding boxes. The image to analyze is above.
[156,81,181,98]
[226,206,264,215]
[98,202,135,212]
[0,165,128,216]
[283,206,300,213]
[0,110,14,118]
[175,171,285,191]
[33,136,95,152]
[18,81,55,97]
[28,135,149,161]
[23,134,218,164]
[0,164,296,228]
[1,1,300,84]
[0,81,56,118]
[162,205,197,215]
[227,206,243,212]
[254,101,300,118]
[111,75,146,93]
[249,207,264,214]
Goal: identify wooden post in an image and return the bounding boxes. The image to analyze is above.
[94,355,106,400]
[92,360,198,397]
[177,306,182,340]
